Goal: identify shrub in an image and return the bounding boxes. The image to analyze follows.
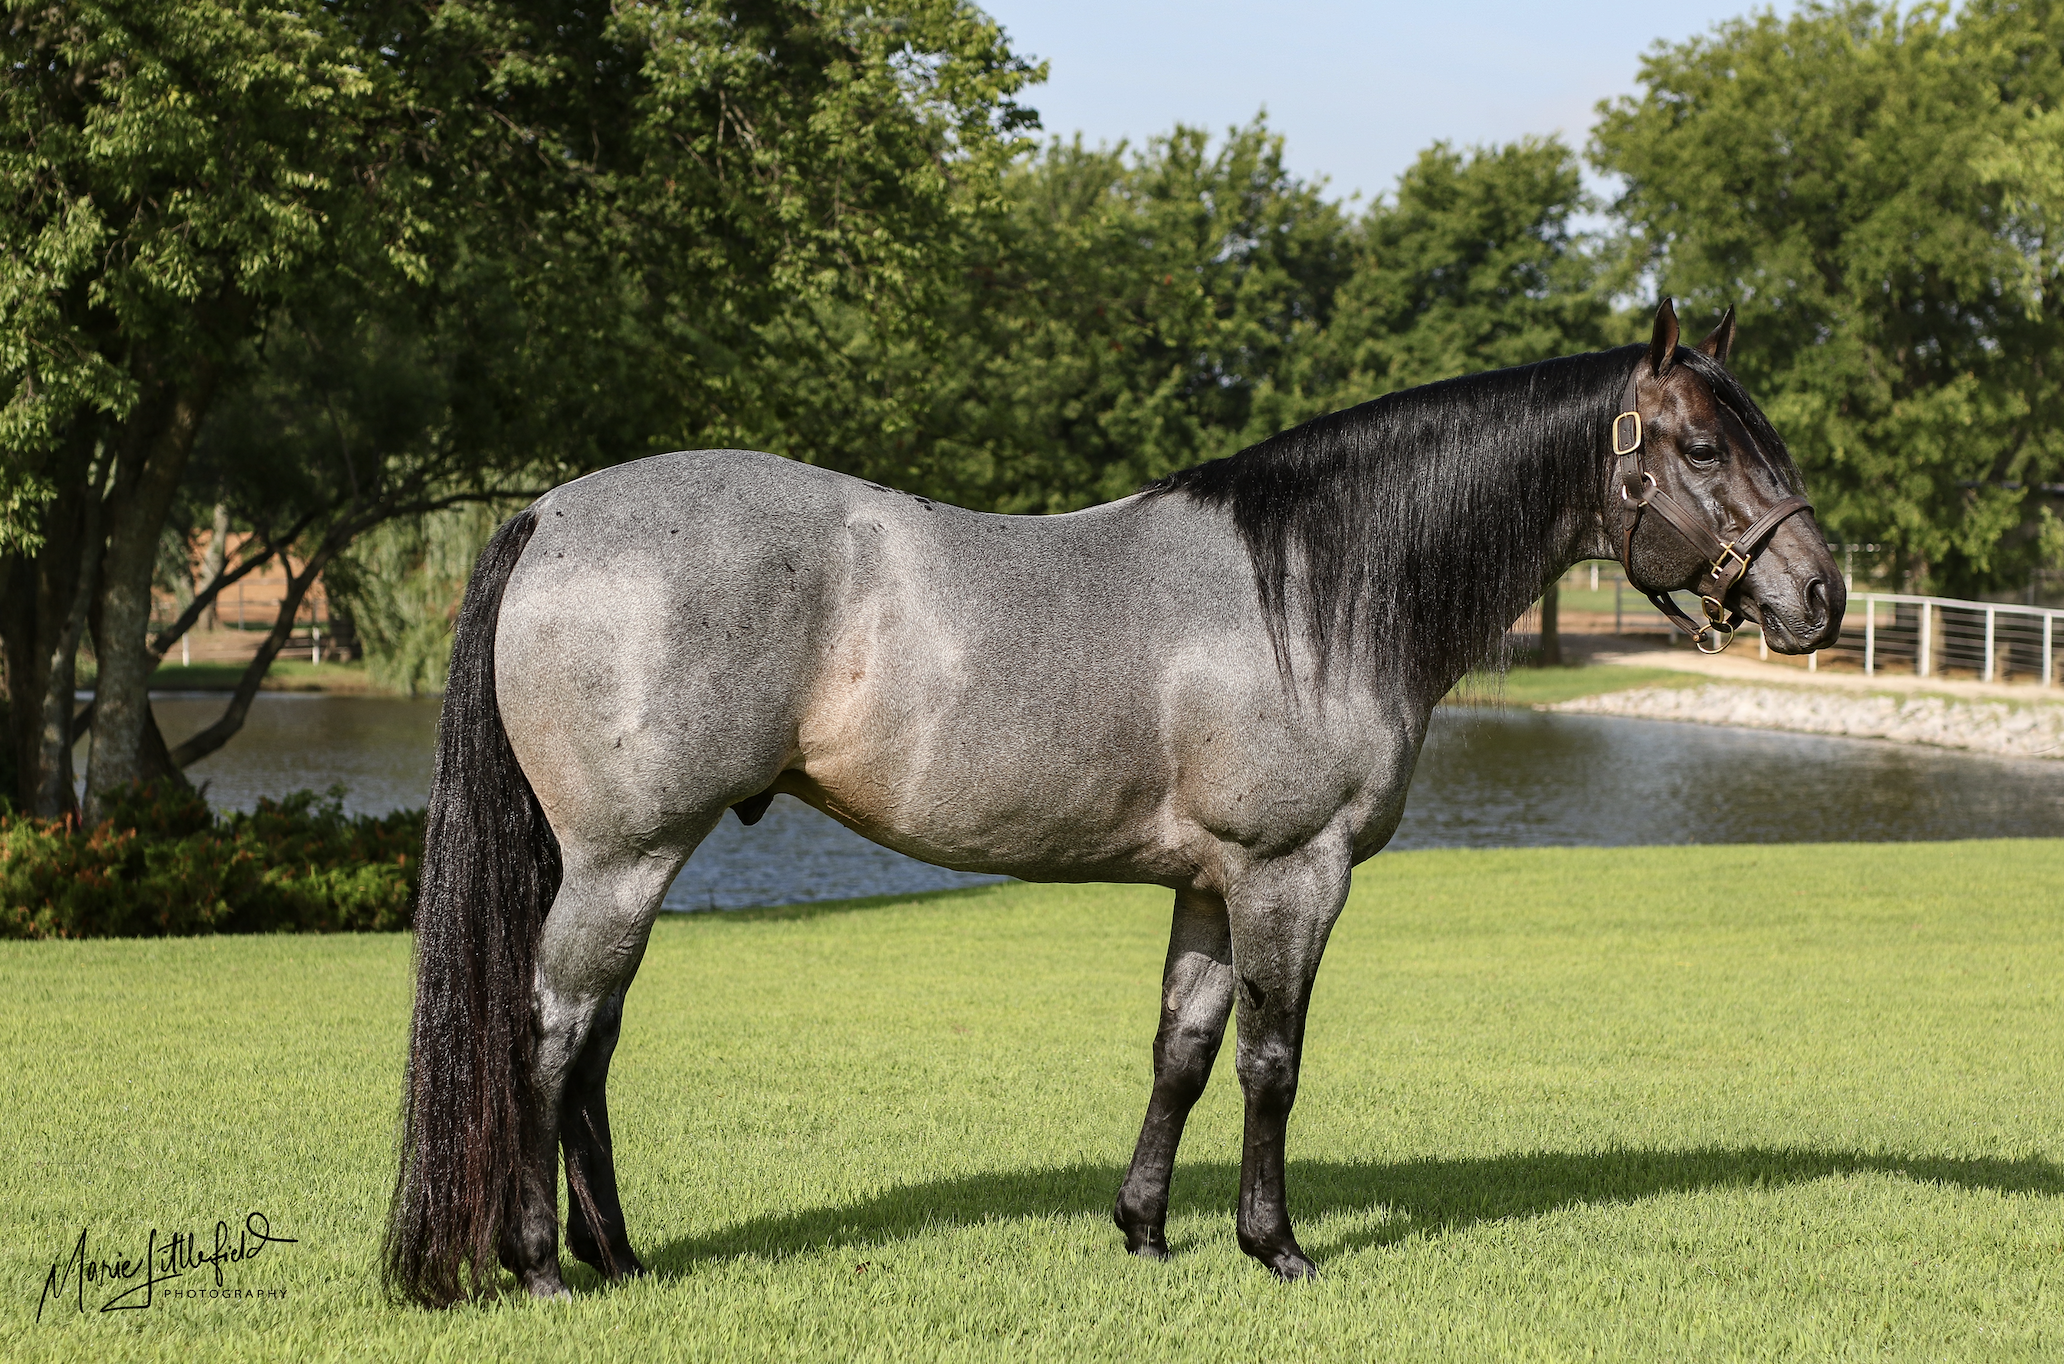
[0,782,424,939]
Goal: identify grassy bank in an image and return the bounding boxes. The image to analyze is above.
[7,841,2062,1360]
[1446,662,1700,707]
[146,659,381,693]
[71,655,387,694]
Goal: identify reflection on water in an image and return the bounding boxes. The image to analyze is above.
[147,692,444,818]
[141,693,2064,911]
[1397,708,2064,848]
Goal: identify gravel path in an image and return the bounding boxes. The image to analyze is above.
[1553,683,2064,761]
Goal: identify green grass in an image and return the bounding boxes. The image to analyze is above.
[143,659,377,692]
[6,841,2063,1360]
[71,653,382,693]
[1447,662,1701,707]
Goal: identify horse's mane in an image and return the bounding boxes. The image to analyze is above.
[1141,345,1625,698]
[1142,343,1804,699]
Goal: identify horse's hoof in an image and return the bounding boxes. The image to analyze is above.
[1128,1241,1173,1263]
[1267,1252,1319,1282]
[520,1269,573,1301]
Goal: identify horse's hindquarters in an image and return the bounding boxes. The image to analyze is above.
[493,451,850,860]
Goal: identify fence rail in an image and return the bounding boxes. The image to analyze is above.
[1540,565,2062,689]
[1810,592,2058,686]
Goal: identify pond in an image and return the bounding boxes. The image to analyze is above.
[140,692,2064,911]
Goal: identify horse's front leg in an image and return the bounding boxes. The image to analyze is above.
[1115,888,1234,1259]
[1226,847,1351,1280]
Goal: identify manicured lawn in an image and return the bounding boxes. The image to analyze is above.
[1449,661,1700,707]
[6,841,2061,1360]
[145,658,379,693]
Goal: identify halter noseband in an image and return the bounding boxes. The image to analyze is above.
[1611,365,1814,654]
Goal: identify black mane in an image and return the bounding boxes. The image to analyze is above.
[1143,345,1636,699]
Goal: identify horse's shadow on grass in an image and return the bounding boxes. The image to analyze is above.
[639,1147,2064,1279]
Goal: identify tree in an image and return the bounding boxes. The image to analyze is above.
[1,0,1038,818]
[1592,0,2064,595]
[736,119,1356,513]
[2,0,429,820]
[707,124,1610,520]
[1314,137,1614,403]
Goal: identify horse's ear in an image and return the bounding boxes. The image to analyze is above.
[1648,297,1680,377]
[1696,306,1736,366]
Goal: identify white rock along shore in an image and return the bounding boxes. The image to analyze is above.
[1553,682,2064,761]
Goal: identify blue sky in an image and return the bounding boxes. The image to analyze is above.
[978,1,1795,202]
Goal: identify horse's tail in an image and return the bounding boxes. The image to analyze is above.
[383,507,561,1308]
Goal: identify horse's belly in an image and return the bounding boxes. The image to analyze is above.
[781,718,1190,882]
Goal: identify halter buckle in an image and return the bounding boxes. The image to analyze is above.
[1612,411,1642,457]
[1701,594,1730,624]
[1709,541,1750,579]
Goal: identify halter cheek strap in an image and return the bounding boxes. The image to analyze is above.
[1612,367,1814,654]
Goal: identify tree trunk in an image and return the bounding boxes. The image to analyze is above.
[200,503,229,629]
[1540,580,1562,666]
[0,429,100,818]
[35,475,103,817]
[82,376,217,822]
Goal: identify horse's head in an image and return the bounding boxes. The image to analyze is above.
[1612,299,1843,654]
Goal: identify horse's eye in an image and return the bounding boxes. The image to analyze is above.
[1684,442,1723,468]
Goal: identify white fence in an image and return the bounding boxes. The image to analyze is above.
[1798,593,2060,687]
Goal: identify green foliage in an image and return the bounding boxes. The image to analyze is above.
[746,123,1605,515]
[1593,0,2064,594]
[0,0,408,546]
[1319,138,1616,397]
[943,121,1356,510]
[0,782,421,939]
[322,504,503,695]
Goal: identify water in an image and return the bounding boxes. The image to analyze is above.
[142,693,2064,911]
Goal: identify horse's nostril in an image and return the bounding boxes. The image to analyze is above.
[1806,577,1828,619]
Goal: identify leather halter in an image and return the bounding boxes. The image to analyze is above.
[1611,365,1814,654]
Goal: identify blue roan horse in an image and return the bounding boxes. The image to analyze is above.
[385,301,1842,1305]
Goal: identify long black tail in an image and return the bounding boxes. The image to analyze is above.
[383,508,560,1308]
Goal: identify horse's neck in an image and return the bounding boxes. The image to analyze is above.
[1389,463,1607,714]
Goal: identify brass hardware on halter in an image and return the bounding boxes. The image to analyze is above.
[1610,363,1814,655]
[1612,411,1642,457]
[1709,541,1749,578]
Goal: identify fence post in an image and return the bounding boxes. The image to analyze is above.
[1614,580,1622,636]
[1983,607,1996,683]
[1919,603,1931,678]
[1864,597,1875,676]
[2047,613,2055,688]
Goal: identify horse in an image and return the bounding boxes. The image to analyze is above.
[383,300,1842,1306]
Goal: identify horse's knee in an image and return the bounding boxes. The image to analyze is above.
[1235,1036,1300,1111]
[1153,1021,1223,1096]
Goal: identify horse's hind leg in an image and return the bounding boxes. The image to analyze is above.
[1114,889,1234,1260]
[502,847,679,1300]
[561,985,643,1279]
